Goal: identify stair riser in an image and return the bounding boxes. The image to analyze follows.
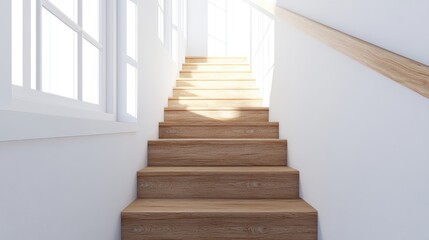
[148,141,286,166]
[186,58,247,64]
[182,66,251,71]
[122,213,317,240]
[180,72,252,78]
[173,89,260,98]
[138,173,298,199]
[176,80,256,88]
[168,99,262,107]
[164,109,269,122]
[159,125,279,139]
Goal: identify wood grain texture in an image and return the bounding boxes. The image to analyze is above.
[159,122,279,139]
[137,167,299,199]
[176,79,256,88]
[172,88,260,98]
[168,97,263,107]
[148,139,287,166]
[182,63,251,71]
[122,199,317,240]
[180,71,253,78]
[249,0,429,99]
[185,56,248,63]
[122,56,318,240]
[164,107,269,122]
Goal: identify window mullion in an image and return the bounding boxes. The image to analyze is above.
[77,0,83,101]
[82,32,103,49]
[42,0,82,34]
[23,0,32,88]
[100,0,106,110]
[0,0,12,107]
[36,0,42,91]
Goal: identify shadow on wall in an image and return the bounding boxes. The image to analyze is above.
[188,0,276,106]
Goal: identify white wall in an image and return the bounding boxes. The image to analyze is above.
[187,0,208,56]
[269,1,429,239]
[0,0,186,239]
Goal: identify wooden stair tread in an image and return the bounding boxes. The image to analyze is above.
[138,166,297,175]
[168,97,262,100]
[122,55,317,239]
[149,138,285,143]
[183,63,250,66]
[177,78,256,81]
[173,86,257,89]
[159,122,278,126]
[165,107,268,110]
[123,199,316,214]
[186,56,248,58]
[181,70,251,73]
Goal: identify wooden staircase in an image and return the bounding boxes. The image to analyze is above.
[121,56,318,239]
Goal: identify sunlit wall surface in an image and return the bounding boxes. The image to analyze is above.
[207,0,251,56]
[250,4,275,106]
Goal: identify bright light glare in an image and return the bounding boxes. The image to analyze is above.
[208,0,226,55]
[158,0,164,43]
[42,8,77,99]
[207,0,250,56]
[226,0,250,56]
[126,64,137,118]
[251,8,275,106]
[172,29,179,63]
[83,0,100,41]
[127,0,137,60]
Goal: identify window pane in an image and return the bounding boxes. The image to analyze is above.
[127,0,137,60]
[48,0,77,22]
[172,0,178,27]
[158,0,164,43]
[126,64,137,118]
[12,0,23,86]
[82,40,100,104]
[83,0,100,41]
[42,8,77,99]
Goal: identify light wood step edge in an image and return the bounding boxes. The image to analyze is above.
[181,70,251,73]
[173,87,259,90]
[186,56,248,59]
[177,78,256,81]
[138,166,297,175]
[149,138,285,143]
[183,63,250,66]
[168,97,263,100]
[165,107,268,110]
[122,199,317,213]
[159,122,279,126]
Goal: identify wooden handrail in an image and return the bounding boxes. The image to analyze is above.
[249,0,429,99]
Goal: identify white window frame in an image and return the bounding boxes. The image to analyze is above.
[11,0,110,117]
[0,0,138,142]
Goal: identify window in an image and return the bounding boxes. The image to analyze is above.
[1,0,139,141]
[12,0,105,107]
[7,0,138,122]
